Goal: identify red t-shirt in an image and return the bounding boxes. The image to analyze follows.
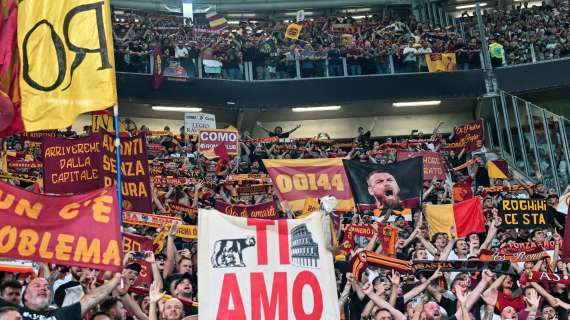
[453,176,474,202]
[496,291,525,312]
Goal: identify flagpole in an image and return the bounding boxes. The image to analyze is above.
[112,104,124,226]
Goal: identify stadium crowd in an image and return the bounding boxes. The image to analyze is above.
[0,116,568,320]
[112,0,570,78]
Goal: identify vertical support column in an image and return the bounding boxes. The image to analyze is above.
[499,91,516,161]
[541,108,560,193]
[295,57,301,78]
[475,4,492,70]
[342,57,348,76]
[426,1,433,24]
[526,102,543,180]
[530,44,537,63]
[558,116,570,186]
[389,55,395,74]
[512,96,531,176]
[491,97,506,158]
[197,58,203,78]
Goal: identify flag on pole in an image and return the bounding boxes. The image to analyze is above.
[151,43,164,90]
[13,0,118,132]
[487,160,509,179]
[0,0,23,136]
[424,197,486,237]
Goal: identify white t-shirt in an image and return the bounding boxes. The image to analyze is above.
[403,47,418,62]
[175,46,189,58]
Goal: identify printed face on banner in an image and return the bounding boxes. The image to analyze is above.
[198,209,340,319]
[344,158,423,211]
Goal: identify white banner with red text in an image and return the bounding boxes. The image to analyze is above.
[198,209,339,319]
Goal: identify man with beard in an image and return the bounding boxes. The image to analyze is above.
[99,298,127,320]
[0,281,21,305]
[0,273,123,320]
[367,171,402,215]
[172,273,197,316]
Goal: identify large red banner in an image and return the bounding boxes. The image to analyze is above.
[453,120,484,152]
[263,159,354,212]
[214,201,279,219]
[42,134,102,193]
[0,181,123,271]
[396,151,446,180]
[101,132,152,212]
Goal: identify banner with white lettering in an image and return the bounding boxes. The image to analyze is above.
[184,113,216,134]
[198,128,239,156]
[198,209,339,319]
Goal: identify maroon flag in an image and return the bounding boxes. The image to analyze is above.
[151,43,164,90]
[214,143,229,175]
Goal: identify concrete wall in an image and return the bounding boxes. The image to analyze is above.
[250,112,474,139]
[72,114,184,132]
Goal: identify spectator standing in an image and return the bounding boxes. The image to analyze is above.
[346,43,363,75]
[489,38,505,67]
[327,42,343,76]
[402,42,418,73]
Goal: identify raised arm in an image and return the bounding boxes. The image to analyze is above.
[403,268,443,303]
[416,232,438,256]
[80,273,121,316]
[256,121,272,134]
[480,213,500,251]
[362,283,406,320]
[163,222,179,278]
[438,230,456,261]
[369,117,378,133]
[285,124,302,135]
[148,280,164,320]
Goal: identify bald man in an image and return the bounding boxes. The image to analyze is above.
[0,273,123,320]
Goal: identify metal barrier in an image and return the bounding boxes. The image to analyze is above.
[481,90,570,194]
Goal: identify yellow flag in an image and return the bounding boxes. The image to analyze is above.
[18,0,117,132]
[92,112,126,133]
[285,23,302,40]
[425,53,457,72]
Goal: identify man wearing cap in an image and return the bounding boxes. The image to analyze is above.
[0,273,123,320]
[172,273,197,316]
[123,262,142,287]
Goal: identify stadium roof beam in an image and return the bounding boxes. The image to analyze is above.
[111,0,410,13]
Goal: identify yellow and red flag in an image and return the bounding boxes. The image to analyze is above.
[424,196,486,238]
[0,0,117,135]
